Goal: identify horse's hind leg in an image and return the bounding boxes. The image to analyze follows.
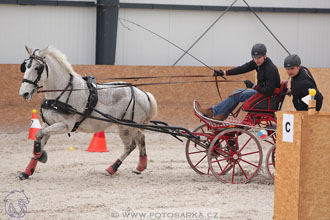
[106,126,137,175]
[132,130,147,174]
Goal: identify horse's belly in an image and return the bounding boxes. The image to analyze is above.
[78,119,112,133]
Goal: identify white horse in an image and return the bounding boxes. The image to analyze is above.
[18,45,157,180]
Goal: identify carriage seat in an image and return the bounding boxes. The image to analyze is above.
[242,81,288,112]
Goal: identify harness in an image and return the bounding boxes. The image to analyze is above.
[40,75,98,132]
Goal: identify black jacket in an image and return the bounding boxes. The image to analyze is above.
[291,66,323,111]
[227,57,281,96]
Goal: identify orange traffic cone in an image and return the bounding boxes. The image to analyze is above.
[28,109,41,140]
[85,131,109,152]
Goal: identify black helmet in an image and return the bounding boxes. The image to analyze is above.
[251,43,267,58]
[284,54,301,68]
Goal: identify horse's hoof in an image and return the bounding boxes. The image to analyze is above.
[132,169,142,175]
[18,172,29,180]
[37,150,48,163]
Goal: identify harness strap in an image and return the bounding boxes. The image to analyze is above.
[41,99,77,115]
[40,74,75,126]
[137,87,151,103]
[22,78,40,89]
[71,76,98,132]
[137,87,153,119]
[56,75,73,104]
[131,87,135,121]
[121,86,136,121]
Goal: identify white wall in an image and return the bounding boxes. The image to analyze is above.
[0,2,330,67]
[0,4,96,65]
[116,8,330,68]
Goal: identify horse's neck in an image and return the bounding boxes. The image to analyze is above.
[43,60,85,101]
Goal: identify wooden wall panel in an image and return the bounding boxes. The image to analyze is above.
[1,64,328,132]
[274,111,303,220]
[274,112,330,220]
[300,115,330,220]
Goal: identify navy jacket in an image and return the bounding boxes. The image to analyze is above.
[227,57,281,96]
[291,66,323,111]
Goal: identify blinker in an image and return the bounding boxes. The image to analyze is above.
[20,62,26,73]
[38,64,44,75]
[20,58,33,73]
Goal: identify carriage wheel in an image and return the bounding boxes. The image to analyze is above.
[262,131,276,180]
[185,124,212,175]
[266,145,276,180]
[208,128,263,184]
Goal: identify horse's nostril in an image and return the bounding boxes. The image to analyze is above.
[23,92,30,99]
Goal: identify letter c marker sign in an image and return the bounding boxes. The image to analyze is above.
[283,114,294,143]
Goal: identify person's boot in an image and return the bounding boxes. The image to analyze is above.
[212,114,226,121]
[199,107,213,118]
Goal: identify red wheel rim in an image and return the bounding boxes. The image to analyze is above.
[186,124,212,175]
[208,128,263,184]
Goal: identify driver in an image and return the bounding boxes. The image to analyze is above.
[200,43,281,120]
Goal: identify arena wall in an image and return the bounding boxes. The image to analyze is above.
[1,64,328,133]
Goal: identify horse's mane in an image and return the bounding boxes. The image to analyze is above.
[42,46,81,78]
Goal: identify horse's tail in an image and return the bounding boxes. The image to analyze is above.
[145,92,158,123]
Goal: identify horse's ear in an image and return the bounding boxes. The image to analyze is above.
[25,45,32,55]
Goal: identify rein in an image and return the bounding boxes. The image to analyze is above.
[36,79,244,94]
[98,74,216,81]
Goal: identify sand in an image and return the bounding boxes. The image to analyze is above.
[0,129,274,220]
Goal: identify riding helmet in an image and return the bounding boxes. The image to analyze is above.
[284,54,301,68]
[251,43,267,58]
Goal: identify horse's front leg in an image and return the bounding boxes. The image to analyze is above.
[18,122,70,180]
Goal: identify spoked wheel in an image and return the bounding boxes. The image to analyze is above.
[266,145,276,180]
[262,130,276,180]
[185,124,212,175]
[208,128,263,184]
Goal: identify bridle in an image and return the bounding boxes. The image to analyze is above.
[20,49,49,90]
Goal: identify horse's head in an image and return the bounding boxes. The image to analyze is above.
[19,46,48,100]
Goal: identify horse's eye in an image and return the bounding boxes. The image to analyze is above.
[35,67,39,71]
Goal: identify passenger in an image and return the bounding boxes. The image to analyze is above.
[200,43,281,120]
[284,54,323,111]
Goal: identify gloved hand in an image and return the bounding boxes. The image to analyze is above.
[244,80,255,89]
[213,69,224,77]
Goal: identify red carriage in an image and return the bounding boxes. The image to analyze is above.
[186,81,288,184]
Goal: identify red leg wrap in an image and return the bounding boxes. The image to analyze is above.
[105,159,122,175]
[136,156,147,172]
[106,166,115,175]
[24,158,38,176]
[33,152,42,158]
